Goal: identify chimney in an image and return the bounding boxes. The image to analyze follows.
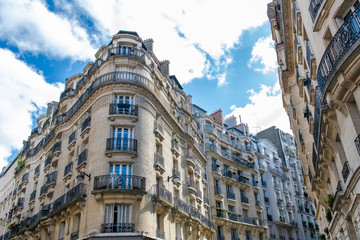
[143,38,154,52]
[159,60,170,76]
[210,109,223,126]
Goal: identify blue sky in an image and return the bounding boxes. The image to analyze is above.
[0,0,290,168]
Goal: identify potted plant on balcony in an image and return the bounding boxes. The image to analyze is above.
[216,163,221,167]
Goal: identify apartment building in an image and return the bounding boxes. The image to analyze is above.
[256,126,319,240]
[195,109,268,240]
[0,30,213,240]
[268,0,360,239]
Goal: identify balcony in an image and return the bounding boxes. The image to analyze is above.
[317,5,360,93]
[30,191,36,203]
[154,120,164,141]
[77,149,88,168]
[106,138,137,155]
[171,140,180,157]
[21,172,29,183]
[108,103,138,120]
[172,168,181,184]
[93,175,146,193]
[17,197,24,209]
[102,223,135,233]
[70,232,79,240]
[46,171,57,188]
[187,178,197,197]
[241,196,249,204]
[154,152,165,173]
[39,184,47,198]
[267,215,273,221]
[227,191,235,200]
[34,165,40,178]
[80,116,91,138]
[52,184,86,214]
[238,176,250,185]
[60,88,75,101]
[265,197,269,204]
[214,187,222,195]
[216,208,226,218]
[156,229,165,239]
[173,197,190,215]
[153,184,172,205]
[355,134,360,156]
[108,46,145,62]
[50,141,62,158]
[190,206,201,220]
[68,130,77,148]
[342,161,350,183]
[64,162,73,178]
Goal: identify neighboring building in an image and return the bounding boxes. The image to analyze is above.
[268,0,360,239]
[0,31,213,240]
[0,141,29,237]
[198,111,268,240]
[256,126,319,240]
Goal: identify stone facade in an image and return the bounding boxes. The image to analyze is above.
[256,126,319,240]
[268,0,360,239]
[0,31,213,240]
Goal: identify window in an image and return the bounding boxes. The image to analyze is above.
[246,230,252,240]
[105,204,131,232]
[58,221,65,240]
[231,228,238,240]
[175,222,181,239]
[72,214,80,235]
[109,164,132,189]
[112,127,134,151]
[217,226,224,239]
[112,95,135,115]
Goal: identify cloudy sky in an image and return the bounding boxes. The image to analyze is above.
[0,0,291,169]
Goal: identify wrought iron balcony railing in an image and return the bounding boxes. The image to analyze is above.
[317,5,360,93]
[154,184,172,204]
[77,149,88,167]
[30,190,36,202]
[52,183,86,214]
[101,223,135,233]
[108,46,145,61]
[342,161,350,183]
[109,103,138,116]
[46,171,57,186]
[106,138,137,153]
[64,162,73,177]
[68,130,77,145]
[81,116,91,132]
[173,197,190,214]
[93,175,146,192]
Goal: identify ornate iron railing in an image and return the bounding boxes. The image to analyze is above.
[342,161,350,183]
[77,149,88,167]
[154,184,172,204]
[108,46,145,61]
[106,138,137,152]
[46,171,57,186]
[81,116,91,132]
[93,175,146,191]
[101,223,135,233]
[68,130,77,145]
[317,5,360,93]
[309,0,324,22]
[52,184,86,214]
[109,103,138,116]
[64,162,73,176]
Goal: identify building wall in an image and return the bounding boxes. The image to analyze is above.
[268,0,360,239]
[0,31,213,240]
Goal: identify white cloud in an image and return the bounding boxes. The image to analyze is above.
[0,0,97,61]
[248,36,277,74]
[217,73,227,87]
[0,48,64,170]
[73,0,270,84]
[225,82,291,134]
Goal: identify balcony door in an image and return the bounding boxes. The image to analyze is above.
[109,164,132,189]
[105,204,131,232]
[113,95,134,114]
[112,127,134,151]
